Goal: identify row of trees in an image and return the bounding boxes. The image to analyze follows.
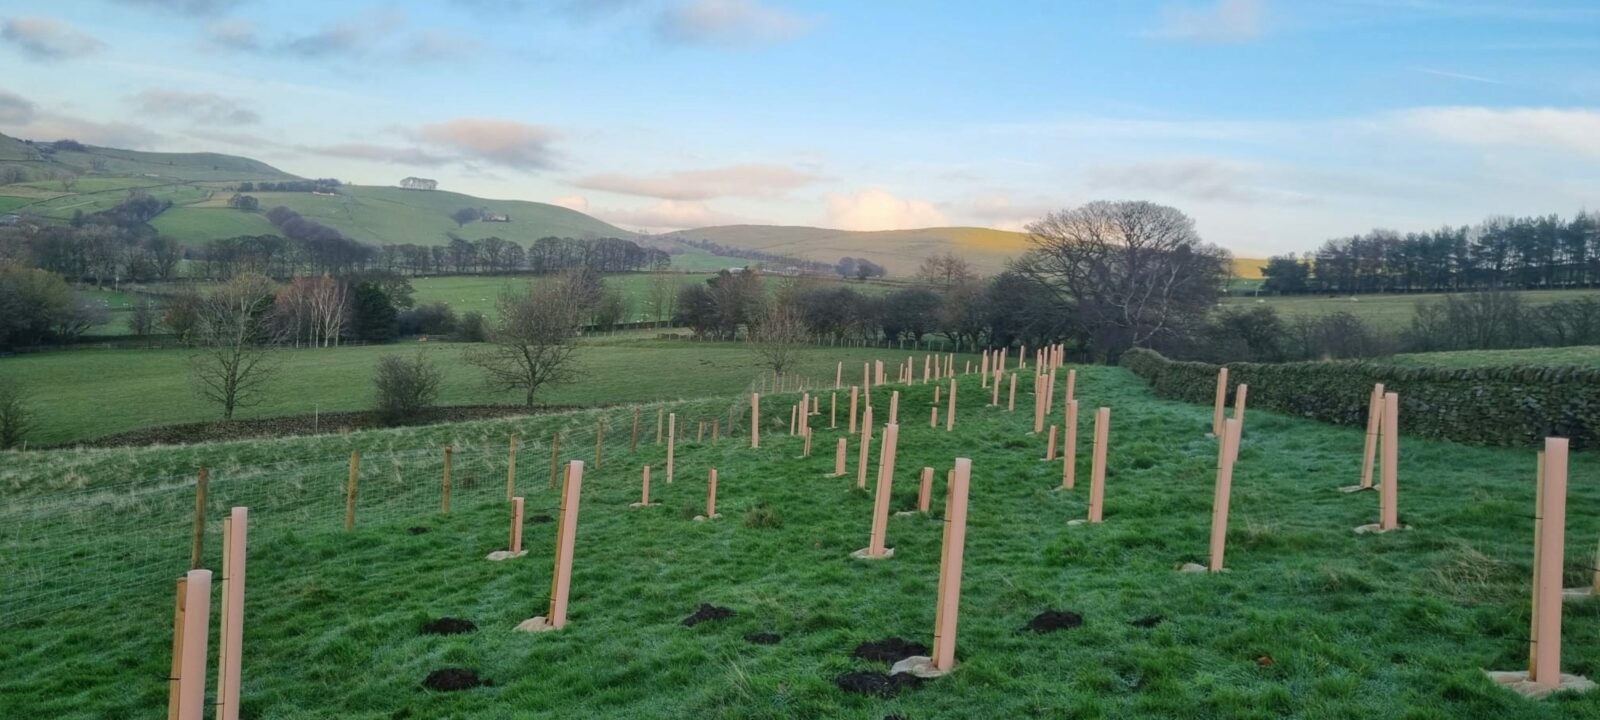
[0,263,109,348]
[1263,212,1600,295]
[235,179,342,194]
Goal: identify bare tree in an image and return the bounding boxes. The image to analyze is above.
[274,275,349,348]
[465,275,587,407]
[1017,200,1229,358]
[191,273,281,420]
[373,352,443,425]
[917,251,977,289]
[752,302,809,376]
[648,273,680,327]
[0,378,34,449]
[128,297,160,336]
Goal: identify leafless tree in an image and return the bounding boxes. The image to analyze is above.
[465,274,588,407]
[191,273,281,420]
[373,352,443,425]
[752,301,809,376]
[1017,200,1230,358]
[274,275,348,348]
[648,273,680,327]
[128,297,160,336]
[917,251,977,289]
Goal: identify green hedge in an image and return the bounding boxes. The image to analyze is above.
[1119,348,1599,448]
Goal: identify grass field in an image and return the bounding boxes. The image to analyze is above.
[1221,289,1600,330]
[1387,345,1600,369]
[2,339,973,445]
[410,274,713,323]
[3,364,1599,718]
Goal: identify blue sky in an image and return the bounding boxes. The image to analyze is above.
[2,0,1599,255]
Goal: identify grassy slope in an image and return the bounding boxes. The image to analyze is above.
[1220,288,1600,330]
[669,225,1032,276]
[2,366,1599,718]
[153,185,635,247]
[3,339,972,445]
[1387,345,1600,369]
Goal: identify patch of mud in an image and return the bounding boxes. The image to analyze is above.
[1021,609,1083,633]
[420,617,476,635]
[834,671,923,697]
[681,603,734,627]
[422,668,485,691]
[852,638,929,665]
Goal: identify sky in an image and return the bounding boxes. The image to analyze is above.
[1,0,1599,256]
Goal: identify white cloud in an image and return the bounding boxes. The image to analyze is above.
[961,194,1055,232]
[655,0,814,47]
[410,118,560,171]
[0,89,36,124]
[1393,106,1600,159]
[597,200,745,232]
[825,189,948,231]
[1151,0,1263,43]
[575,163,822,200]
[551,194,590,211]
[1086,157,1292,204]
[2,16,105,60]
[128,89,260,125]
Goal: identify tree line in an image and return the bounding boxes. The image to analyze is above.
[1262,211,1600,295]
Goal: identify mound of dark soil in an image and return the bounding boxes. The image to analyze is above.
[407,526,429,535]
[420,617,476,635]
[422,668,484,691]
[682,603,734,627]
[744,632,781,645]
[1022,609,1083,633]
[852,637,929,665]
[1130,615,1165,629]
[529,514,554,524]
[834,671,923,697]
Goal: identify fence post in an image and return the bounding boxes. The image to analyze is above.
[442,446,453,514]
[1008,373,1017,412]
[945,379,956,432]
[751,393,761,449]
[1207,419,1241,571]
[1359,383,1384,489]
[510,497,525,554]
[1533,439,1569,688]
[704,468,719,519]
[1233,383,1249,432]
[831,392,837,429]
[631,408,640,452]
[657,408,665,445]
[1061,400,1078,489]
[521,460,584,632]
[930,458,972,674]
[213,508,247,720]
[1379,392,1399,530]
[344,451,360,531]
[667,413,677,483]
[190,467,208,570]
[507,434,519,501]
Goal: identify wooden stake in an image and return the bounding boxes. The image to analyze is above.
[510,497,524,553]
[856,416,874,489]
[866,423,900,556]
[917,466,934,513]
[931,458,972,673]
[667,413,677,483]
[171,569,211,720]
[344,451,360,531]
[831,392,837,428]
[1208,418,1241,571]
[1212,367,1228,437]
[656,407,665,445]
[1233,383,1249,431]
[547,461,584,630]
[706,468,719,518]
[1533,439,1569,688]
[507,434,520,501]
[191,467,208,570]
[889,391,900,425]
[214,508,246,720]
[751,393,761,449]
[1088,407,1110,523]
[640,465,652,505]
[1045,425,1057,461]
[836,361,842,389]
[1379,392,1399,530]
[834,438,847,476]
[595,420,605,470]
[441,446,453,514]
[1061,400,1079,489]
[1065,368,1076,405]
[1008,373,1017,412]
[849,386,859,435]
[931,406,939,428]
[1359,383,1384,489]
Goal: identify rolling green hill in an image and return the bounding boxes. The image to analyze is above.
[152,184,636,247]
[667,225,1033,276]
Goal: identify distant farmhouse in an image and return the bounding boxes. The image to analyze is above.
[482,211,510,223]
[400,176,438,191]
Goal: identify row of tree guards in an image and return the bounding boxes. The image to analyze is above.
[166,344,1593,712]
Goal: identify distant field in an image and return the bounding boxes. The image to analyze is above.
[1221,288,1600,329]
[3,340,975,445]
[1231,257,1267,279]
[411,273,711,323]
[668,225,1032,276]
[1386,345,1600,369]
[148,205,279,243]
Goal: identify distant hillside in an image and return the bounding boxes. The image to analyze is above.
[152,185,636,247]
[666,225,1032,276]
[0,132,294,182]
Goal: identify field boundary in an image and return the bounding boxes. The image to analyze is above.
[1121,347,1600,448]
